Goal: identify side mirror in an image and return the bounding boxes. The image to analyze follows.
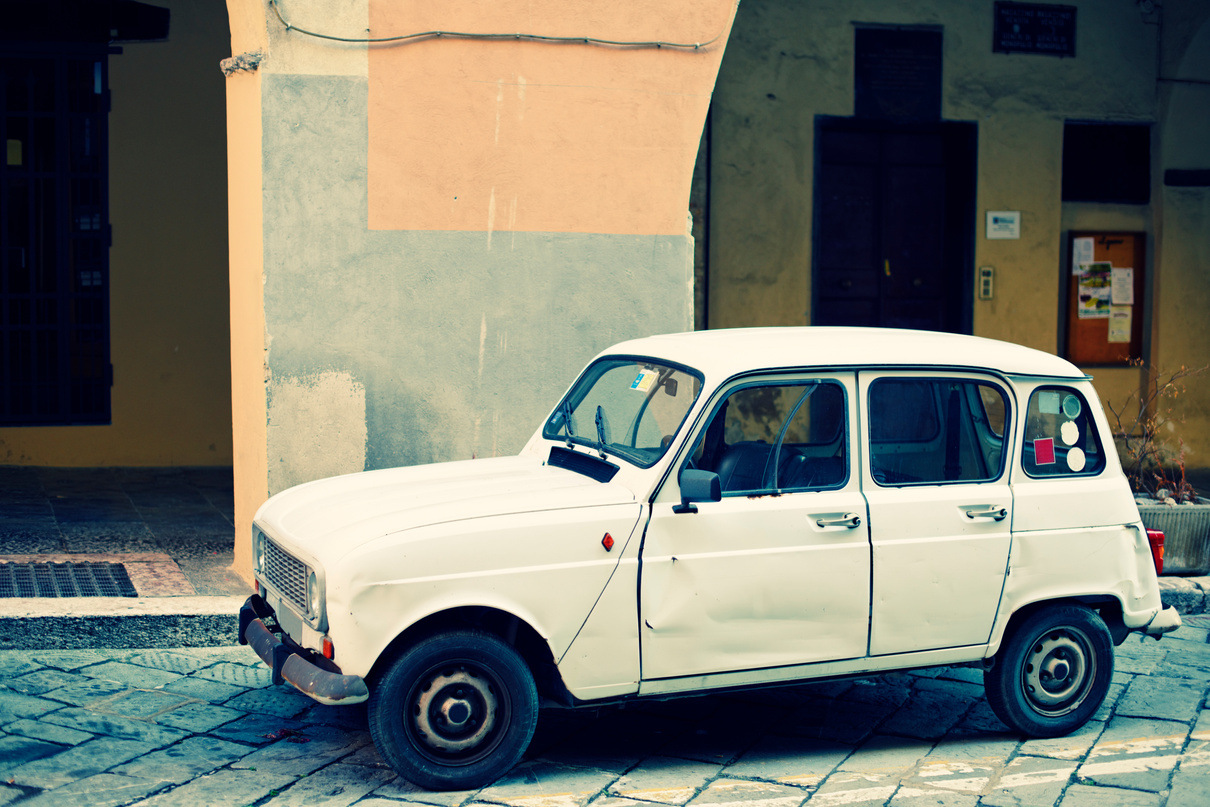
[673,469,721,514]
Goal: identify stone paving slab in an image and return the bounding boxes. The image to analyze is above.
[0,624,1206,807]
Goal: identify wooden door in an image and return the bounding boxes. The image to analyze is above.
[813,122,973,333]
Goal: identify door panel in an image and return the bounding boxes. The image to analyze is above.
[640,372,869,680]
[640,491,870,678]
[859,371,1014,655]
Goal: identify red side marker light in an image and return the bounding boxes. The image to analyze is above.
[1146,529,1165,576]
[322,636,335,660]
[602,533,614,552]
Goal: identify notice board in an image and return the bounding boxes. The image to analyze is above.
[1064,231,1145,365]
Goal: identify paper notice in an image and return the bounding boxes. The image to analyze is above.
[1108,305,1133,343]
[1111,267,1134,305]
[1072,237,1095,274]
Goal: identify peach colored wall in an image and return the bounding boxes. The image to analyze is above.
[225,71,266,587]
[367,2,735,236]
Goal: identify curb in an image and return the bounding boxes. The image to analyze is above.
[1159,575,1210,617]
[0,596,244,649]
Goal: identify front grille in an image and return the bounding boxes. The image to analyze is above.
[263,538,309,613]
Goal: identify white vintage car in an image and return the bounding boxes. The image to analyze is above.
[239,327,1180,791]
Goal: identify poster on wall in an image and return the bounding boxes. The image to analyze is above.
[1111,267,1135,305]
[1108,306,1133,343]
[1076,261,1112,319]
[1071,236,1095,273]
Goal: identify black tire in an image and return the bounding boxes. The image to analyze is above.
[984,605,1113,738]
[368,630,538,791]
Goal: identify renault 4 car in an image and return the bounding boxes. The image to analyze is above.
[239,327,1180,791]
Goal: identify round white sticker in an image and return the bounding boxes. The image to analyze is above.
[1062,394,1082,419]
[1060,421,1080,446]
[1067,447,1086,472]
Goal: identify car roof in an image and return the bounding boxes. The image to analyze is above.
[598,327,1087,381]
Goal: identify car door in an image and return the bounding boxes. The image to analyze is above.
[859,371,1015,655]
[638,372,870,680]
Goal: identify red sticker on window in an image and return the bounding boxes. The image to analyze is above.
[1034,437,1056,465]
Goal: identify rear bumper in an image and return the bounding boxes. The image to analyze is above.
[1142,604,1182,637]
[238,595,369,706]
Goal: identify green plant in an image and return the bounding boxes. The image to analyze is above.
[1105,361,1208,503]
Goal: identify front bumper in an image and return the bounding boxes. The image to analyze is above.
[239,595,369,706]
[1142,604,1182,637]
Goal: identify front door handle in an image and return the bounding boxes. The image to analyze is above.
[964,505,1008,522]
[816,513,862,529]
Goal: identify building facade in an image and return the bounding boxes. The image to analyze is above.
[2,1,1207,583]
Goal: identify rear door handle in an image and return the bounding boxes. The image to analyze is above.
[816,513,862,529]
[964,505,1008,522]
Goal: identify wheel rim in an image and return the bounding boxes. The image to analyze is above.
[406,661,510,765]
[1020,626,1096,717]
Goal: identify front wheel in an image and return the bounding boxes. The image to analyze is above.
[368,631,538,791]
[984,605,1113,738]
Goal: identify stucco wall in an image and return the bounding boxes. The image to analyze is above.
[259,72,702,484]
[227,0,736,577]
[1154,2,1210,468]
[0,0,233,466]
[707,0,1210,463]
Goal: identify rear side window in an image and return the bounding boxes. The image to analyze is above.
[1022,387,1106,477]
[869,378,1009,485]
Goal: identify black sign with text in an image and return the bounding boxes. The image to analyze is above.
[994,2,1076,57]
[854,28,942,122]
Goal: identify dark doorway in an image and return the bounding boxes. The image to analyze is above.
[1,51,112,425]
[812,119,976,333]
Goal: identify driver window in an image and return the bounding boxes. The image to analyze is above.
[690,381,847,494]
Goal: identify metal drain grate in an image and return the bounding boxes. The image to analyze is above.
[0,562,138,598]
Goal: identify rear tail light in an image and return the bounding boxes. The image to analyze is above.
[1146,529,1165,576]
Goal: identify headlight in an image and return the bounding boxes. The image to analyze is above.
[253,529,265,573]
[307,570,321,619]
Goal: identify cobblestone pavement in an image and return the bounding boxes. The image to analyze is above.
[1,620,1208,807]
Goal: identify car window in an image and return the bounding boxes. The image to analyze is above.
[688,380,848,494]
[544,357,703,468]
[1022,386,1106,477]
[869,378,1009,485]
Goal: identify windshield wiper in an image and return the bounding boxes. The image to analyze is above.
[594,405,609,460]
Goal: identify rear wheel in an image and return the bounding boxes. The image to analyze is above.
[984,605,1113,737]
[368,631,538,791]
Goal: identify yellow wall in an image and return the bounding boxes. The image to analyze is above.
[0,0,233,466]
[706,0,1210,466]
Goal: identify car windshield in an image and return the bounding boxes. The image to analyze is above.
[543,357,703,468]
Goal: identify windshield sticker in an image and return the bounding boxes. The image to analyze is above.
[1067,446,1086,472]
[1034,438,1056,465]
[1062,394,1082,419]
[630,371,656,393]
[1038,391,1061,415]
[1060,421,1080,446]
